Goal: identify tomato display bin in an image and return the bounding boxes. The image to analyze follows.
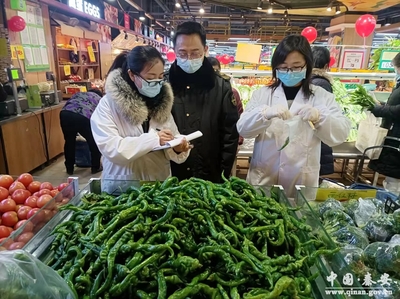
[294,185,398,299]
[0,177,79,251]
[22,179,358,298]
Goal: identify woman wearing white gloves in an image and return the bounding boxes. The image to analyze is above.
[237,35,350,196]
[91,46,191,192]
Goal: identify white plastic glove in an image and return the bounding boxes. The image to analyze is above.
[262,104,292,120]
[297,105,320,123]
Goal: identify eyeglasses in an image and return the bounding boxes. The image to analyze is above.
[136,73,164,87]
[276,65,306,73]
[176,51,203,62]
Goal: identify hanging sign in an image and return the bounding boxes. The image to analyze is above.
[124,13,130,29]
[378,50,400,70]
[87,45,96,62]
[11,45,25,59]
[64,65,71,76]
[341,49,365,69]
[68,0,100,18]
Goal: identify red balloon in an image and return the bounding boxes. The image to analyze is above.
[166,49,176,62]
[229,56,235,63]
[329,57,336,67]
[355,14,376,38]
[301,26,317,44]
[8,16,26,32]
[221,55,230,65]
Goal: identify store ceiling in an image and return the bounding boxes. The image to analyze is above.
[124,0,400,42]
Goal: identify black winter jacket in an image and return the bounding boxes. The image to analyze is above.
[368,81,400,179]
[311,69,335,175]
[168,59,239,183]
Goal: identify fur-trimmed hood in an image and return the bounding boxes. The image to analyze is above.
[105,69,174,126]
[311,68,333,84]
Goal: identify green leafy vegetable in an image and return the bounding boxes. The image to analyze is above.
[350,85,376,110]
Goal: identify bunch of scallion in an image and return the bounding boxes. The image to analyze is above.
[350,85,376,110]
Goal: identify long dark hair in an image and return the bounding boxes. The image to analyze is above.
[107,51,129,76]
[270,35,313,98]
[312,46,330,69]
[108,46,165,90]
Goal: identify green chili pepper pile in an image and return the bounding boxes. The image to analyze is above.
[48,176,338,299]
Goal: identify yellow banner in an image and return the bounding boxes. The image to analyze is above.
[87,46,96,63]
[11,45,24,59]
[64,65,71,76]
[315,189,377,201]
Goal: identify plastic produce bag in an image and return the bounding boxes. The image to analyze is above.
[329,225,369,249]
[0,249,76,299]
[363,214,396,242]
[343,198,359,220]
[340,245,372,277]
[319,198,344,217]
[363,242,400,279]
[354,199,379,228]
[394,209,400,234]
[389,234,400,245]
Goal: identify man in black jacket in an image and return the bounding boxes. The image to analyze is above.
[168,22,239,182]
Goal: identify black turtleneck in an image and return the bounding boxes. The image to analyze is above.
[168,58,216,91]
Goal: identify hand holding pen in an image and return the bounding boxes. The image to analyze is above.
[156,128,174,146]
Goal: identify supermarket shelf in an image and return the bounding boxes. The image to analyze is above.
[222,69,396,80]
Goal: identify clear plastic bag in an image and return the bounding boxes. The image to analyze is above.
[318,198,344,217]
[363,214,396,242]
[0,250,76,299]
[354,199,379,228]
[330,225,369,249]
[389,234,400,245]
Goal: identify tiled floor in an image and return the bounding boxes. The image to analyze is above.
[32,156,102,190]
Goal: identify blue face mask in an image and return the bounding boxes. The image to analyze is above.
[177,57,203,74]
[277,69,307,87]
[137,77,163,98]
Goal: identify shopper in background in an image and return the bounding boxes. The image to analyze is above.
[311,46,334,176]
[208,56,244,146]
[91,46,191,191]
[237,35,350,196]
[168,21,239,183]
[368,52,400,192]
[60,89,103,175]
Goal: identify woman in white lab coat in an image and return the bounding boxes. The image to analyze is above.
[91,46,191,192]
[237,35,351,196]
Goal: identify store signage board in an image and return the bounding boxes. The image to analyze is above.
[341,49,365,70]
[236,43,262,64]
[315,188,377,201]
[378,50,400,70]
[124,13,130,29]
[68,0,100,18]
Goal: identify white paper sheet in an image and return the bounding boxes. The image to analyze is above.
[23,46,34,65]
[36,28,46,46]
[28,26,38,45]
[152,130,203,151]
[26,6,36,25]
[32,47,42,65]
[40,47,49,65]
[19,28,30,45]
[35,7,43,26]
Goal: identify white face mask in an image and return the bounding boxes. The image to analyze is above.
[177,57,203,74]
[136,77,163,98]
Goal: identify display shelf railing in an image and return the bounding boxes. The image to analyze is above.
[23,179,365,299]
[0,177,79,252]
[222,69,396,80]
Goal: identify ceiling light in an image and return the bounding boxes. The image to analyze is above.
[267,4,273,14]
[257,1,262,10]
[327,2,332,11]
[335,5,341,14]
[385,23,391,26]
[175,2,181,8]
[199,7,205,14]
[241,12,244,18]
[171,30,174,35]
[284,9,288,17]
[166,20,170,24]
[139,11,145,21]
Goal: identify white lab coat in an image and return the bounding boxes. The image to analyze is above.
[237,84,351,197]
[91,69,189,193]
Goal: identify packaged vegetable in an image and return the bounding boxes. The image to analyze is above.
[363,214,396,242]
[340,245,372,278]
[388,234,400,245]
[393,209,400,234]
[343,198,359,220]
[0,249,76,299]
[319,198,344,217]
[329,225,369,249]
[354,199,379,228]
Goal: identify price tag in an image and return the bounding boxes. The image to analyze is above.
[64,65,71,76]
[380,61,393,69]
[315,189,377,201]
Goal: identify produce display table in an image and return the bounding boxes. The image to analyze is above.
[0,102,65,174]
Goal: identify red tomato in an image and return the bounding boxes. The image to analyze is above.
[37,195,53,209]
[0,175,13,190]
[0,198,16,213]
[2,211,18,227]
[61,198,70,205]
[15,204,23,212]
[50,190,59,197]
[0,237,12,249]
[17,206,32,220]
[40,182,53,191]
[9,181,25,194]
[16,232,34,243]
[27,208,45,223]
[11,189,31,205]
[27,181,41,193]
[0,187,9,201]
[24,196,38,208]
[9,241,25,250]
[42,209,53,222]
[58,183,69,191]
[33,192,40,197]
[33,222,45,233]
[14,220,33,232]
[0,225,11,238]
[17,173,33,188]
[38,189,51,196]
